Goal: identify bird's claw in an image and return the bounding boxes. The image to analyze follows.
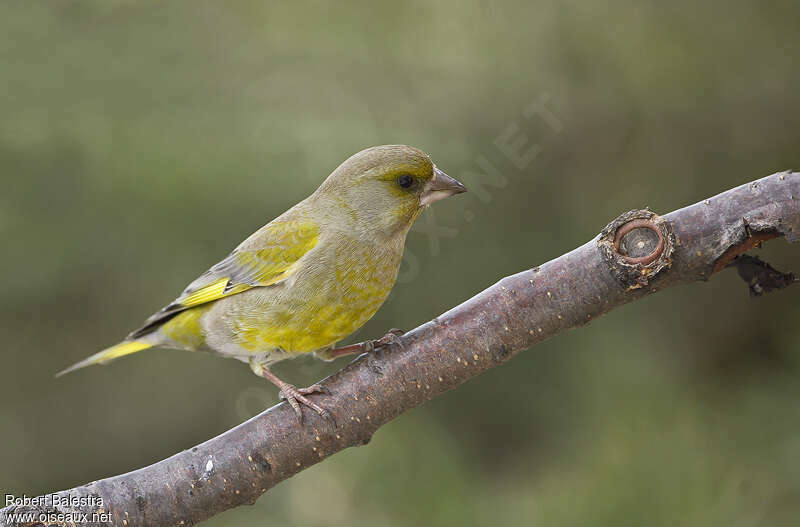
[278,383,334,424]
[321,328,407,359]
[374,328,405,351]
[300,383,331,396]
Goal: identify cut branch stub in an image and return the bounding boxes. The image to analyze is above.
[598,209,675,289]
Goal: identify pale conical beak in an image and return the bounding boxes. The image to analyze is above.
[420,167,467,206]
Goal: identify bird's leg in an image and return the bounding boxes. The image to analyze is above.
[252,362,332,423]
[325,328,405,358]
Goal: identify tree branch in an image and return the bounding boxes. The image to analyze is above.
[3,172,799,527]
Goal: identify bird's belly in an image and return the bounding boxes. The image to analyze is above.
[231,297,386,355]
[203,236,403,358]
[285,301,381,351]
[216,274,394,357]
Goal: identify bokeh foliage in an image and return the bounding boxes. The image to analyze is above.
[2,1,799,525]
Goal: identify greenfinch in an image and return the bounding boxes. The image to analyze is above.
[57,145,466,420]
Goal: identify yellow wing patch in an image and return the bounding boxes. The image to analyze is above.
[174,220,319,309]
[129,219,319,339]
[179,277,229,307]
[178,278,252,308]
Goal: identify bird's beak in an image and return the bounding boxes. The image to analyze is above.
[420,167,467,206]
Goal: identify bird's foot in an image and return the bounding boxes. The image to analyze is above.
[365,328,405,353]
[278,383,333,423]
[254,364,333,424]
[325,328,406,358]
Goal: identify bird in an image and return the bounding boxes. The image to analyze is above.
[57,145,467,421]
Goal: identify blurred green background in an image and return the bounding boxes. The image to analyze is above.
[2,1,800,525]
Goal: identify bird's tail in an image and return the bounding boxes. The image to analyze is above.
[55,339,154,377]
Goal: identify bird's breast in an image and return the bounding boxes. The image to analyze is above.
[223,235,404,355]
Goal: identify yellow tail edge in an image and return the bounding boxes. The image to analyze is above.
[55,340,154,378]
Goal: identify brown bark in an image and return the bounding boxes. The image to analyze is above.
[2,171,798,527]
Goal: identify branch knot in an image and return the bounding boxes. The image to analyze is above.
[598,209,675,289]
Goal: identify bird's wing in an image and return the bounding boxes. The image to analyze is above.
[128,219,319,339]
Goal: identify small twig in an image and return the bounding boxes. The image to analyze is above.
[729,254,798,296]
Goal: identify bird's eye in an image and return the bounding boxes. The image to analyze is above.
[397,175,414,188]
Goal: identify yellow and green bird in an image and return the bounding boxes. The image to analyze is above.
[57,145,466,420]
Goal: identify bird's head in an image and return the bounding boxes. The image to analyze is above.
[314,145,466,236]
